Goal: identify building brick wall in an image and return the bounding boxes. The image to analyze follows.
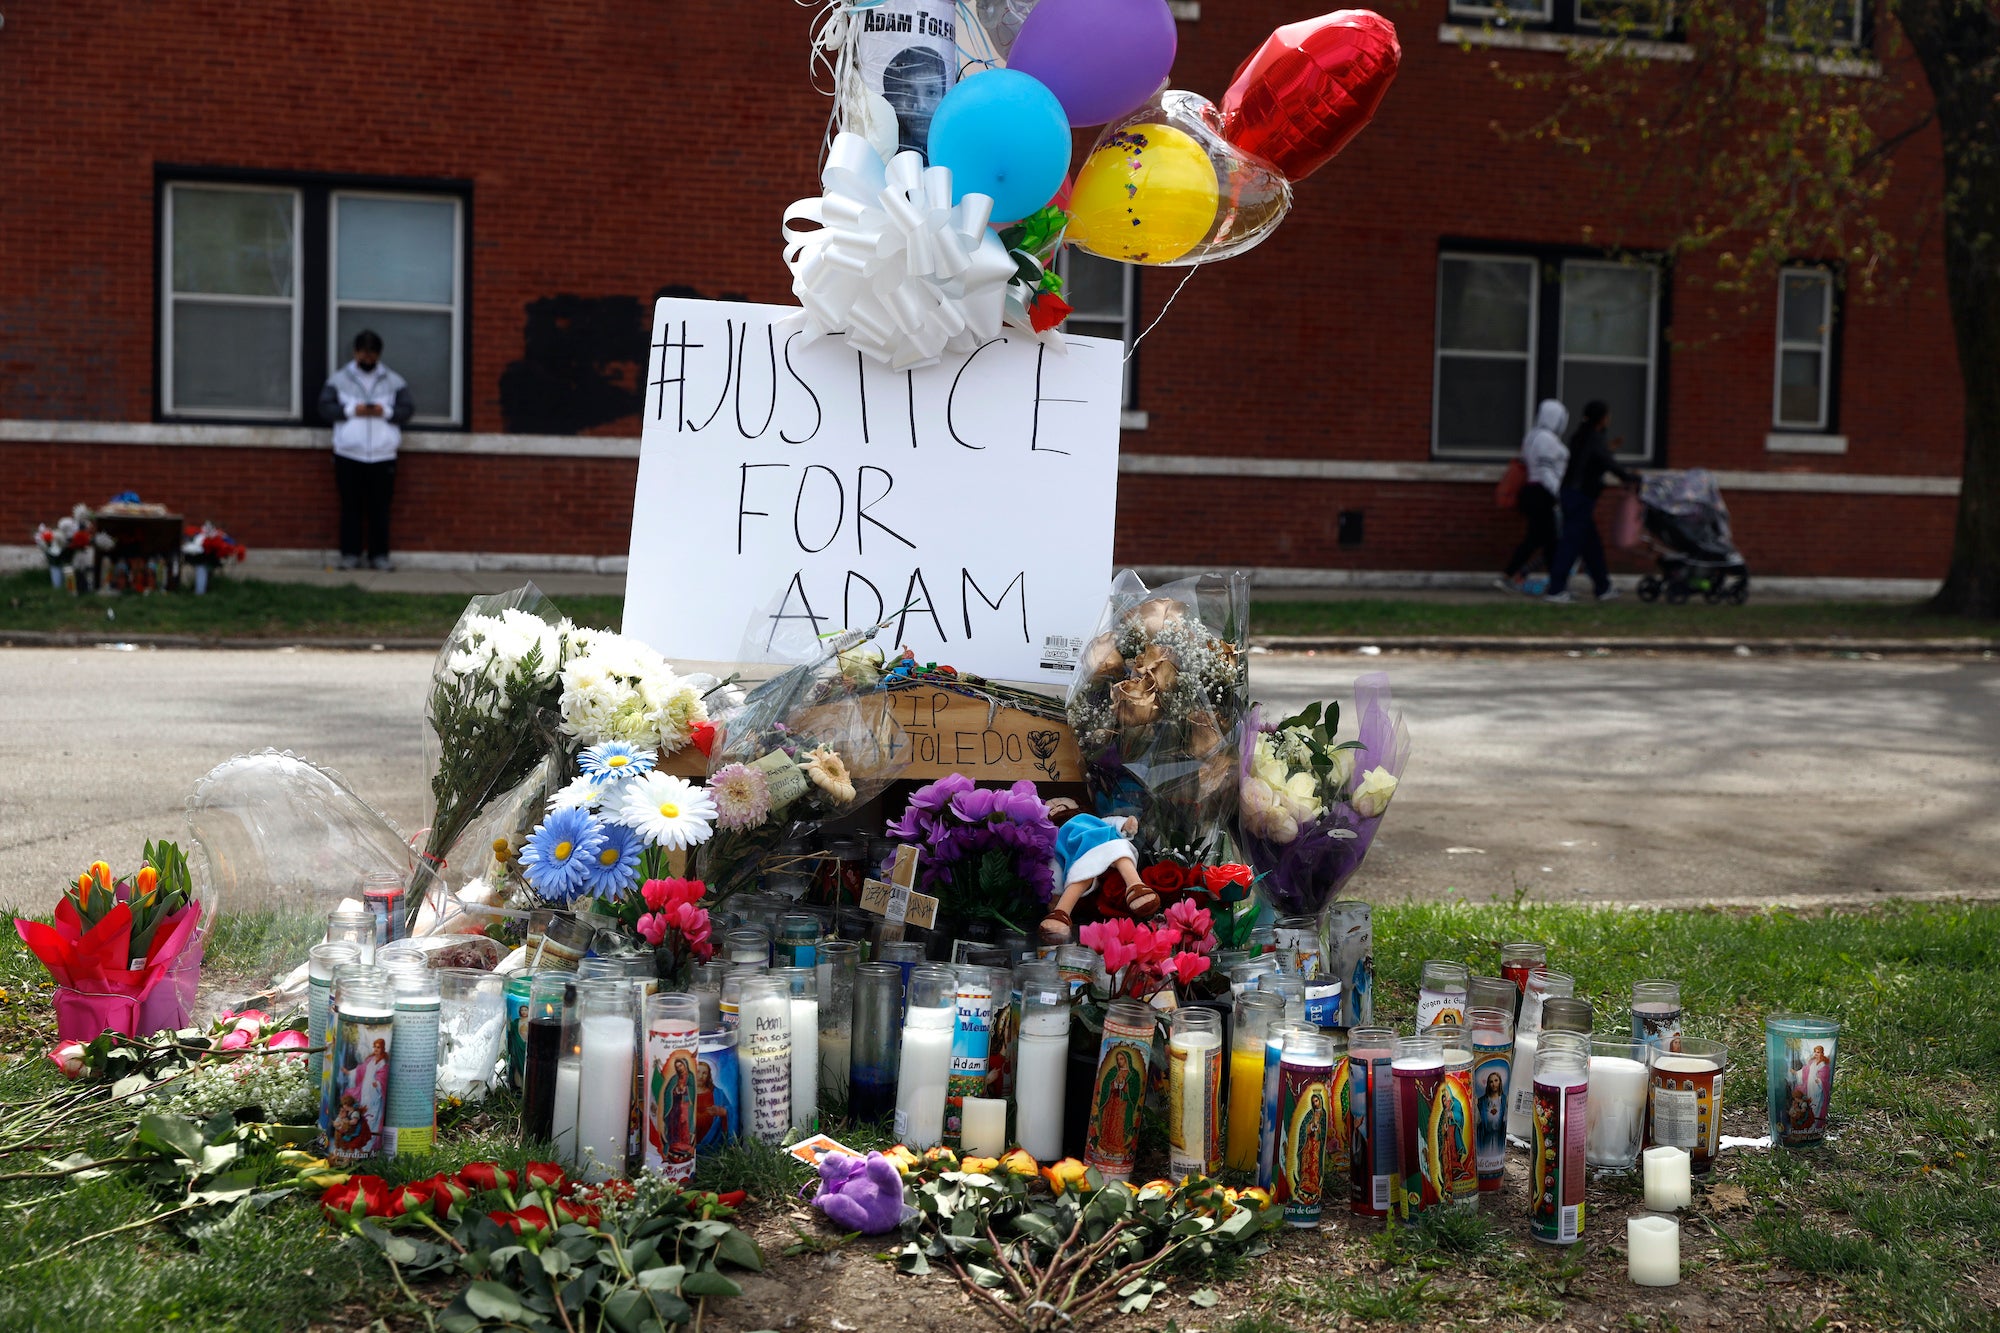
[0,0,1965,579]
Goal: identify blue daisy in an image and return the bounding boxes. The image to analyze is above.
[519,806,607,902]
[579,741,655,783]
[581,820,645,900]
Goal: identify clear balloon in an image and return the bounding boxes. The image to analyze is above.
[1067,91,1293,267]
[925,68,1072,224]
[1006,0,1178,127]
[1220,9,1401,184]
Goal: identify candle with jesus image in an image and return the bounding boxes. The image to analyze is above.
[645,993,701,1182]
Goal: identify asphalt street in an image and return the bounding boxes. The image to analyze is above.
[2,646,1994,912]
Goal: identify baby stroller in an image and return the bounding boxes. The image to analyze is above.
[1634,469,1750,605]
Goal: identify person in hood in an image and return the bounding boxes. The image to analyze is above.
[318,330,415,571]
[1497,399,1570,593]
[1543,400,1638,604]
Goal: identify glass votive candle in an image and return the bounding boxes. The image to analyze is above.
[724,926,772,967]
[1631,979,1684,1056]
[325,908,377,964]
[437,968,507,1100]
[1585,1036,1649,1173]
[1647,1037,1728,1172]
[1416,961,1470,1029]
[1468,975,1516,1017]
[1765,1014,1840,1147]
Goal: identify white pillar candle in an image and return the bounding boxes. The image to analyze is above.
[551,1058,581,1167]
[790,996,819,1133]
[578,1015,636,1179]
[1586,1053,1650,1169]
[1628,1215,1681,1286]
[1642,1146,1692,1210]
[961,1096,1007,1158]
[1167,1025,1223,1180]
[740,981,793,1145]
[1013,1011,1069,1163]
[893,1008,956,1150]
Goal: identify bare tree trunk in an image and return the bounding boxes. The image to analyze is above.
[1903,0,2000,618]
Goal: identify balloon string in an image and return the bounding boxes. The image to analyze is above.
[1125,266,1200,363]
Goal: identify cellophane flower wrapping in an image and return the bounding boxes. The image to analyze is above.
[695,627,907,907]
[1237,672,1411,918]
[409,586,569,930]
[1064,570,1252,864]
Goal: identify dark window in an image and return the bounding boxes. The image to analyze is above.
[1773,267,1837,431]
[1433,247,1665,462]
[1447,0,1683,39]
[158,173,469,426]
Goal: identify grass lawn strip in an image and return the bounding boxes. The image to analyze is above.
[2,900,1994,1331]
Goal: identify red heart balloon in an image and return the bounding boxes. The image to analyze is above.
[1219,10,1401,183]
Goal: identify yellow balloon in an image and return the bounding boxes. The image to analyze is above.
[1067,123,1220,265]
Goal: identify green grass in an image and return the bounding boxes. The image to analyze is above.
[0,570,623,641]
[1250,596,1999,642]
[5,902,2000,1330]
[8,568,1991,646]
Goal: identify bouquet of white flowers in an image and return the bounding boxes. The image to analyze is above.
[557,626,709,753]
[407,588,569,930]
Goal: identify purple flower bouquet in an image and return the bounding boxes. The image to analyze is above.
[885,774,1058,927]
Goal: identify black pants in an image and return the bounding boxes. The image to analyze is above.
[334,455,397,559]
[1503,483,1559,579]
[1547,488,1609,596]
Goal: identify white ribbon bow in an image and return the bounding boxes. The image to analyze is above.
[782,133,1024,372]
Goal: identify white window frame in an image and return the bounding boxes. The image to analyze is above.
[1573,0,1676,34]
[1766,0,1864,47]
[1056,250,1138,409]
[1773,266,1833,431]
[1446,0,1555,24]
[1556,257,1661,462]
[1432,252,1540,457]
[160,182,303,420]
[329,190,465,426]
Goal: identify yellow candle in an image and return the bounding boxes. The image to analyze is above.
[1226,1046,1267,1172]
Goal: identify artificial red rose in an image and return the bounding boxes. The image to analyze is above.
[323,1175,390,1226]
[1140,862,1189,893]
[456,1162,516,1194]
[521,1161,567,1192]
[1028,291,1074,334]
[689,722,717,757]
[384,1179,435,1219]
[1202,864,1253,902]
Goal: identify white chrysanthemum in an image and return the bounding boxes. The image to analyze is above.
[609,772,717,850]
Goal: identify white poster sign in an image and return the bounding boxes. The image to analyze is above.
[622,297,1124,682]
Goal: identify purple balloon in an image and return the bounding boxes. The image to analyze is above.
[1006,0,1178,128]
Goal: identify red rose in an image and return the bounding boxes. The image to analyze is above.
[689,722,717,757]
[1028,291,1074,334]
[521,1161,567,1192]
[384,1179,434,1219]
[323,1175,390,1226]
[428,1172,472,1217]
[456,1162,517,1194]
[1202,864,1253,903]
[1140,862,1189,893]
[553,1197,601,1227]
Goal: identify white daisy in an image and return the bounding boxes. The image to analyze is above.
[610,772,717,850]
[548,774,606,811]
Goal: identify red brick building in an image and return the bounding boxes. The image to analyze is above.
[0,0,1960,588]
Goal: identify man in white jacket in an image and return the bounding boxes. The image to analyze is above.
[1496,399,1569,593]
[318,330,415,571]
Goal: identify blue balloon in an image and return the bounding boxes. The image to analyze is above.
[925,69,1072,224]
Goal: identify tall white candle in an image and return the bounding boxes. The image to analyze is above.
[1586,1053,1650,1169]
[739,980,793,1145]
[1168,1026,1222,1180]
[790,996,819,1133]
[1628,1215,1680,1286]
[551,1058,581,1166]
[1506,1029,1539,1142]
[961,1096,1007,1158]
[894,1008,955,1150]
[578,1014,636,1179]
[1014,1012,1068,1163]
[1642,1146,1692,1210]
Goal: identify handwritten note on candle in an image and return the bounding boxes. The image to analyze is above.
[625,298,1124,681]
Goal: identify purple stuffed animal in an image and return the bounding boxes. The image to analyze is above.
[810,1151,908,1235]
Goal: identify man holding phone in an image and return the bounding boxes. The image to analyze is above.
[318,329,415,571]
